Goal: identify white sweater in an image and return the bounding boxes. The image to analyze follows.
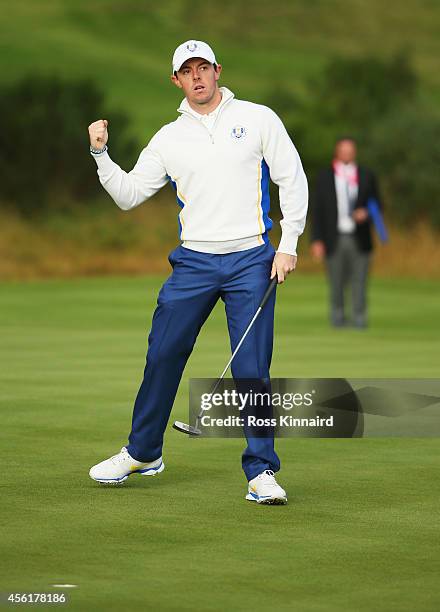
[91,87,308,255]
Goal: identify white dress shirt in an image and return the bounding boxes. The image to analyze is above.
[335,163,358,233]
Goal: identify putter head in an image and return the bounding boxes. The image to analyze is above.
[173,420,202,436]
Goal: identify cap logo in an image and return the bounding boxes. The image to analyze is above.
[186,42,198,52]
[231,125,247,140]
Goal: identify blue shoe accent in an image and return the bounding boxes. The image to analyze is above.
[248,491,272,501]
[95,475,129,482]
[137,461,163,474]
[92,461,163,483]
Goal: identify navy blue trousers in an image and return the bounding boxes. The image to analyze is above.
[126,241,280,481]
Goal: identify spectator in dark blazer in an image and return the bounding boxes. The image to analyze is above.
[310,137,382,328]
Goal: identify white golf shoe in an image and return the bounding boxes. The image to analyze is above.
[89,447,164,484]
[246,469,287,505]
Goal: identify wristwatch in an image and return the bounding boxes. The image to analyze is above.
[90,144,108,155]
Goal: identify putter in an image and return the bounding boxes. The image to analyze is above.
[173,275,278,436]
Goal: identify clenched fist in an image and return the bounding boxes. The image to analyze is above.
[88,119,108,150]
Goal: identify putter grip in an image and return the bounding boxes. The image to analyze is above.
[259,277,278,310]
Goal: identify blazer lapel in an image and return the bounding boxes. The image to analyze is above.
[329,167,337,208]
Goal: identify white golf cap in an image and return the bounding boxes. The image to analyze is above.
[172,40,217,73]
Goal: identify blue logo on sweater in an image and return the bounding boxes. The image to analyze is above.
[231,125,247,139]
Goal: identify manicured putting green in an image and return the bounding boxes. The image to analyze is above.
[1,274,439,611]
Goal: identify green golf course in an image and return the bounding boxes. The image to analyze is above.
[1,274,439,611]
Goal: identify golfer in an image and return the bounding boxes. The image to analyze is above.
[88,40,308,504]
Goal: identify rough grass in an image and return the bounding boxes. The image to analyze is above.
[1,205,439,279]
[1,0,440,282]
[0,0,439,143]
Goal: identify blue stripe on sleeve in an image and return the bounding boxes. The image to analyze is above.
[261,159,272,244]
[167,175,184,238]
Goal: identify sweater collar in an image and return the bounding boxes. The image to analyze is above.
[177,86,235,117]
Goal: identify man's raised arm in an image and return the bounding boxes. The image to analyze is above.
[88,119,168,211]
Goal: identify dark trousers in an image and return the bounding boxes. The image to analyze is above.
[126,241,280,481]
[325,234,370,327]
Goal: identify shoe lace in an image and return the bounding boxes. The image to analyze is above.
[259,470,278,488]
[110,447,129,465]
